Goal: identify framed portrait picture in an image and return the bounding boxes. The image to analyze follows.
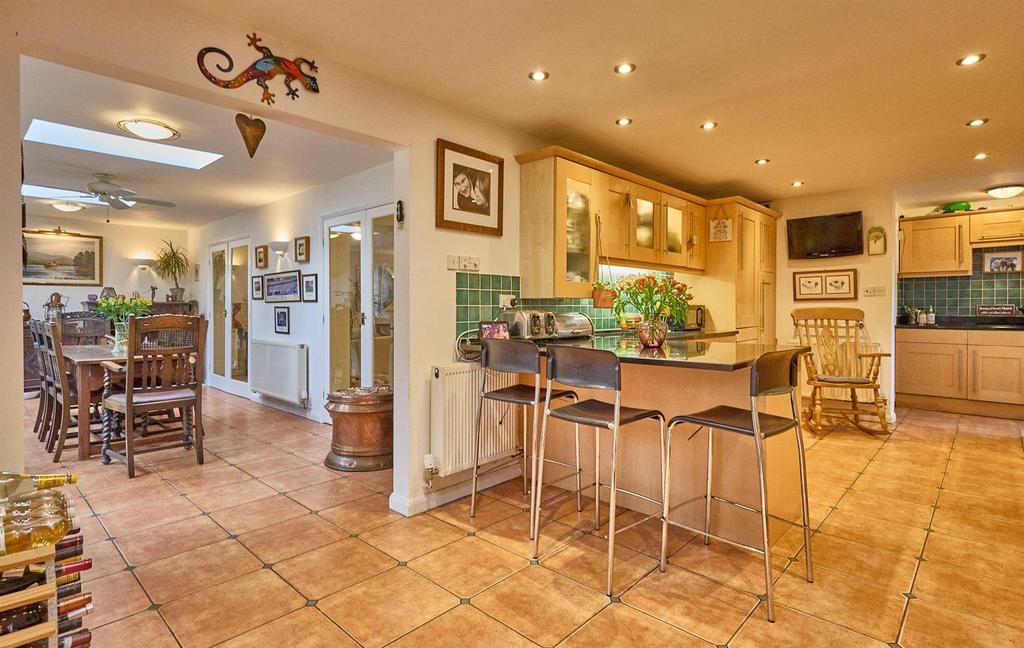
[274,306,290,334]
[23,230,103,286]
[301,273,318,302]
[982,250,1021,273]
[294,236,311,263]
[264,270,301,302]
[435,139,503,236]
[793,268,857,301]
[251,275,264,300]
[255,245,269,270]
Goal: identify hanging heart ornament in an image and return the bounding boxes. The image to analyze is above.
[235,113,267,158]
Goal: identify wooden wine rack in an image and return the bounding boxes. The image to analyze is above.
[0,545,57,648]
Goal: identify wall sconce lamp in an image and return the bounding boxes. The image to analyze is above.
[134,258,157,270]
[268,241,289,256]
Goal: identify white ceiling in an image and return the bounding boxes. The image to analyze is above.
[177,0,1024,206]
[20,57,393,228]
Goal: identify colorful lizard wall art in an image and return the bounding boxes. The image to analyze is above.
[197,33,319,106]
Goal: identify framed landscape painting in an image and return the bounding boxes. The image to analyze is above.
[23,230,103,286]
[435,139,503,236]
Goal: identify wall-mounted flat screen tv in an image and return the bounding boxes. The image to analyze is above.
[787,211,863,259]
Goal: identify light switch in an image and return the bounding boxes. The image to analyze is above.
[446,254,460,271]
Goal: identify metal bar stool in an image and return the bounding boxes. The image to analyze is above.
[534,345,665,596]
[470,339,583,539]
[660,348,812,622]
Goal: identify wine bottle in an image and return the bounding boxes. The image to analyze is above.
[0,602,45,635]
[56,543,85,562]
[58,629,92,648]
[55,534,83,552]
[56,603,92,631]
[57,580,82,599]
[56,571,81,587]
[1,490,72,515]
[0,472,77,499]
[57,592,92,616]
[1,515,80,555]
[57,617,82,635]
[55,559,92,578]
[0,564,46,595]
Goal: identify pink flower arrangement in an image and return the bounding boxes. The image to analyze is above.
[611,274,693,323]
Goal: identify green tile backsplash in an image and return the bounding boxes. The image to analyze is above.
[897,245,1024,316]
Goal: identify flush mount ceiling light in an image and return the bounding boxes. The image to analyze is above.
[700,121,718,130]
[51,201,84,212]
[613,63,636,74]
[528,70,549,81]
[966,117,989,127]
[755,158,770,165]
[986,185,1024,199]
[974,152,989,160]
[268,241,290,256]
[615,117,633,126]
[23,119,221,169]
[791,180,804,187]
[116,119,180,141]
[956,53,986,66]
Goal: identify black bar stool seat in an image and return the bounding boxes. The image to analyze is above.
[669,405,797,438]
[485,384,576,405]
[552,399,662,429]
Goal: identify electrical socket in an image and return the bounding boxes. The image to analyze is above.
[499,294,516,308]
[446,254,459,271]
[458,255,480,271]
[863,286,886,297]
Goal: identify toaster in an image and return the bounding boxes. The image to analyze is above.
[496,309,593,340]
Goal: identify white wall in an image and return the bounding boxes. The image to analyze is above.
[191,162,394,421]
[772,187,898,412]
[23,214,190,318]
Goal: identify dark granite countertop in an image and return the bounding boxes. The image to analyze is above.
[896,316,1024,331]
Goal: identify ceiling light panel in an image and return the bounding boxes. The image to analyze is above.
[24,119,222,169]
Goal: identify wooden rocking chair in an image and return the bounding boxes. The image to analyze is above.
[791,307,890,435]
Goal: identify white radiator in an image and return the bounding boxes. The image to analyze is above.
[428,363,519,478]
[251,339,309,407]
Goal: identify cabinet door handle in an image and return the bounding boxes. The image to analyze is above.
[971,349,977,393]
[737,220,743,271]
[957,349,962,392]
[957,224,963,264]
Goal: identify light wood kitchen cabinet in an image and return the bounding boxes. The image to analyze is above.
[660,194,690,267]
[896,340,967,399]
[628,183,662,265]
[599,175,631,260]
[969,209,1024,246]
[968,345,1024,404]
[758,272,776,345]
[898,215,971,277]
[685,202,707,270]
[758,212,776,273]
[735,206,760,329]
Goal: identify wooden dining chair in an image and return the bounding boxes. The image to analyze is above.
[101,314,207,478]
[60,311,111,345]
[41,320,84,461]
[29,321,54,443]
[791,307,890,435]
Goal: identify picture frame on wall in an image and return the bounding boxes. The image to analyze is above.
[255,245,269,270]
[251,275,264,300]
[264,270,301,302]
[294,236,311,263]
[435,138,504,236]
[23,229,103,286]
[301,273,318,302]
[793,268,858,301]
[982,250,1021,273]
[274,306,290,334]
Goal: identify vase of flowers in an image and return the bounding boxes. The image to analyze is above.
[612,274,693,348]
[95,296,153,354]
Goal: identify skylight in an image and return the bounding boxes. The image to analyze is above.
[22,184,135,207]
[23,119,222,169]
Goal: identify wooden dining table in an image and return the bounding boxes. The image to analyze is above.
[62,344,126,460]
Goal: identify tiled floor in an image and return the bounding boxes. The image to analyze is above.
[22,390,1024,647]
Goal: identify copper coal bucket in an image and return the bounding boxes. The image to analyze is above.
[324,386,393,472]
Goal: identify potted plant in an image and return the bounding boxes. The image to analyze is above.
[95,295,152,354]
[612,274,693,348]
[592,279,615,309]
[154,239,191,302]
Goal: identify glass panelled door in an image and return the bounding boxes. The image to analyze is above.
[209,239,250,396]
[325,205,395,391]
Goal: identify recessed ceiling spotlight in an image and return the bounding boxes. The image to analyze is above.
[700,121,717,130]
[52,201,84,212]
[974,152,989,160]
[615,117,633,126]
[116,119,180,141]
[613,63,637,74]
[528,70,549,81]
[755,158,770,165]
[956,53,986,66]
[791,180,804,187]
[986,185,1024,199]
[966,117,989,127]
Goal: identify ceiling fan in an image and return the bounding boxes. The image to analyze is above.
[82,173,176,210]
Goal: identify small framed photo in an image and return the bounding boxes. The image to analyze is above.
[435,139,503,236]
[301,273,318,302]
[192,263,200,282]
[274,306,290,334]
[793,268,857,301]
[264,270,301,303]
[294,236,311,263]
[983,250,1021,273]
[255,245,269,270]
[251,275,264,300]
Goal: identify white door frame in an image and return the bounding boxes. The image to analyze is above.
[207,236,251,398]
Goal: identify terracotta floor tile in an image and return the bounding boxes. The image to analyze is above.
[84,478,182,514]
[806,478,849,507]
[561,603,711,647]
[941,469,1024,500]
[318,567,458,648]
[914,561,1024,630]
[849,473,938,506]
[787,532,918,591]
[386,604,535,648]
[284,477,377,510]
[98,493,202,537]
[186,478,278,512]
[359,514,465,561]
[477,511,583,559]
[923,531,1024,585]
[834,490,935,528]
[231,451,312,477]
[116,514,228,565]
[408,536,528,597]
[159,570,305,648]
[274,538,395,599]
[543,533,657,594]
[622,565,757,645]
[87,570,152,628]
[347,468,393,494]
[427,494,523,532]
[89,611,178,648]
[732,602,887,648]
[165,464,252,493]
[82,537,128,582]
[900,599,1024,648]
[317,494,403,534]
[668,537,791,594]
[931,506,1024,548]
[818,508,928,554]
[601,509,695,558]
[259,465,341,492]
[238,513,346,563]
[135,539,262,603]
[207,494,310,535]
[473,565,608,647]
[217,607,359,648]
[939,488,1024,521]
